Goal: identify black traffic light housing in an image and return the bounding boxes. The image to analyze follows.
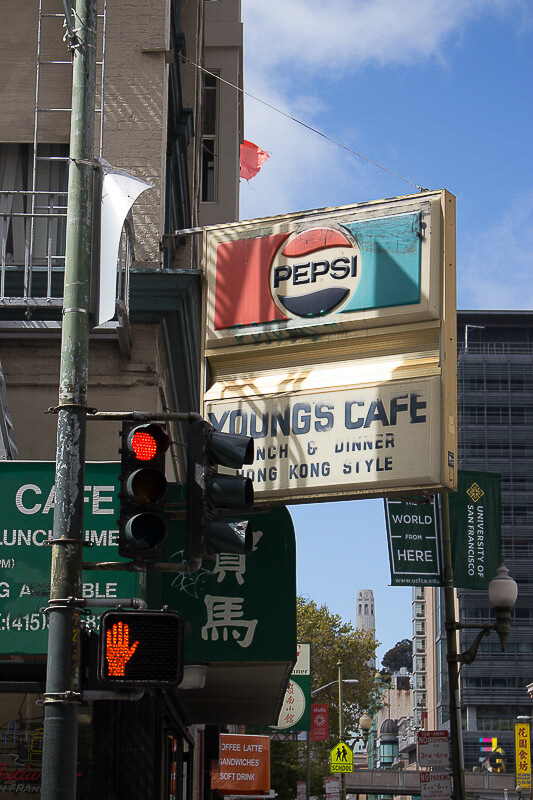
[118,421,170,559]
[98,608,184,688]
[186,419,254,560]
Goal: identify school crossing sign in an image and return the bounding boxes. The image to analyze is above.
[330,741,354,773]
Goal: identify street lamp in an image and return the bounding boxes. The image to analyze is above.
[311,661,359,800]
[444,558,518,800]
[447,564,518,664]
[358,713,372,746]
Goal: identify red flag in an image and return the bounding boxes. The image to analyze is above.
[240,140,270,180]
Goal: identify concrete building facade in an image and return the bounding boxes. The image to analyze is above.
[0,2,295,799]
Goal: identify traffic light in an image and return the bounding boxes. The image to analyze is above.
[98,608,184,688]
[118,421,170,559]
[186,419,254,560]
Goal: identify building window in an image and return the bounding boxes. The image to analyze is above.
[201,72,218,202]
[0,143,68,272]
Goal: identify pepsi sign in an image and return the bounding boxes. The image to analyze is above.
[204,192,448,350]
[269,227,361,318]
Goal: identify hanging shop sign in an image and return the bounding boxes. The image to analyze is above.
[385,496,443,586]
[448,469,501,589]
[211,734,270,795]
[271,642,311,732]
[515,722,531,791]
[202,191,456,505]
[0,461,136,655]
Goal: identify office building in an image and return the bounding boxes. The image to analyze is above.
[419,310,533,772]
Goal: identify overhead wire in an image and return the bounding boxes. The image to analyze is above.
[178,53,425,192]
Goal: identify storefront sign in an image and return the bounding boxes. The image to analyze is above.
[515,722,531,790]
[385,496,442,586]
[448,470,501,589]
[211,734,270,795]
[162,503,296,664]
[202,191,457,504]
[272,643,311,731]
[0,461,136,654]
[207,378,444,503]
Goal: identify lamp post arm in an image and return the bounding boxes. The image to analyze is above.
[447,627,491,665]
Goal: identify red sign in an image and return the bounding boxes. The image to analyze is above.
[311,703,329,741]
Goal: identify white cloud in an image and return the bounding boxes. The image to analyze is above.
[458,191,533,309]
[242,0,519,75]
[238,71,388,221]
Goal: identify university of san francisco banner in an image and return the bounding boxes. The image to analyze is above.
[448,470,501,589]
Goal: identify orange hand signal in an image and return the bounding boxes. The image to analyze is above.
[106,621,139,676]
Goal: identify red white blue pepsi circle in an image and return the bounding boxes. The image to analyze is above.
[269,226,361,319]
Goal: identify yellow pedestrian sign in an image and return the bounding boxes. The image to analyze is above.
[330,741,353,773]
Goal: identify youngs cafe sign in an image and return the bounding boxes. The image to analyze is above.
[202,190,457,504]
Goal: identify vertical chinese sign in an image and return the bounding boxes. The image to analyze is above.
[272,643,311,732]
[515,722,531,791]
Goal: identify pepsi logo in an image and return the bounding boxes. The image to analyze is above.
[269,227,361,319]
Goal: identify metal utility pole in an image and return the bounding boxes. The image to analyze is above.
[441,494,466,800]
[338,661,346,800]
[40,0,97,797]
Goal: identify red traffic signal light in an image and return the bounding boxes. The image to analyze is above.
[98,609,184,688]
[119,421,170,559]
[127,423,170,461]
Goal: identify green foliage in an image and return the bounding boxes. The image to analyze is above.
[270,596,383,800]
[381,638,412,674]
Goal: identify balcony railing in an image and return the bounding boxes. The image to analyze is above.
[0,188,132,334]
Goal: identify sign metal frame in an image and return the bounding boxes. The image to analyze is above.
[201,191,457,506]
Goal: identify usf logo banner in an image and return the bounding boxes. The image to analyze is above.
[448,470,501,589]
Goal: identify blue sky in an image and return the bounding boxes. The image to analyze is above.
[238,0,533,665]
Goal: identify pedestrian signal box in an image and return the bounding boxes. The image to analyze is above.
[98,609,184,688]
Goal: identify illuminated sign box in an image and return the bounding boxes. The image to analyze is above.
[202,191,456,504]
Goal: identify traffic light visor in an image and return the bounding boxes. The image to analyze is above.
[209,473,254,510]
[128,423,170,461]
[210,430,254,469]
[209,519,253,555]
[126,468,168,505]
[124,513,166,550]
